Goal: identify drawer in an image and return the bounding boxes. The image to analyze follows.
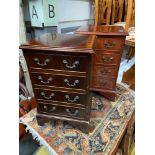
[37,103,85,119]
[24,53,88,72]
[31,72,87,90]
[34,88,87,105]
[95,37,124,51]
[94,51,121,65]
[92,65,118,77]
[91,76,116,90]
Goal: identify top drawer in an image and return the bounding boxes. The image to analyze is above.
[95,37,125,51]
[24,53,89,73]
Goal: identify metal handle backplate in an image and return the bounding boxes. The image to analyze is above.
[34,58,50,66]
[41,92,55,100]
[66,108,79,116]
[62,60,79,69]
[65,95,80,103]
[38,76,53,84]
[43,105,56,112]
[64,79,79,87]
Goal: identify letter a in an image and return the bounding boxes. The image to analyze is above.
[32,5,38,19]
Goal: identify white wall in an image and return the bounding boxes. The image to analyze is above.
[57,0,94,33]
[58,0,92,22]
[23,0,30,21]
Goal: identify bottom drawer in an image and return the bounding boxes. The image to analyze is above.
[91,76,116,90]
[37,103,86,119]
[92,65,118,77]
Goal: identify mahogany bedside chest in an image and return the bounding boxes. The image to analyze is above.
[20,34,95,132]
[20,25,127,132]
[76,25,128,100]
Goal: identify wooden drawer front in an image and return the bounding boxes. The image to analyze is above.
[93,65,117,77]
[91,76,116,90]
[24,53,88,72]
[94,51,121,65]
[31,72,87,90]
[95,37,124,50]
[35,89,87,105]
[37,103,85,119]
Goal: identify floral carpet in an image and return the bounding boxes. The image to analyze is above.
[20,83,135,155]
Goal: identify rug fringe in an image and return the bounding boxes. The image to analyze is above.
[117,82,135,94]
[20,118,58,155]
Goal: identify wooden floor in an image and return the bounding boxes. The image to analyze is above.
[122,64,135,90]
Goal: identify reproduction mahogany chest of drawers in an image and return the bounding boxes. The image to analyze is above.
[20,34,95,132]
[20,25,127,131]
[76,25,128,100]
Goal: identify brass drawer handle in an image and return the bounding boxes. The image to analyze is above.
[102,56,114,62]
[41,92,55,100]
[43,105,56,112]
[38,76,53,84]
[62,60,79,69]
[66,108,79,116]
[65,95,80,103]
[104,41,116,48]
[64,79,79,87]
[34,58,50,66]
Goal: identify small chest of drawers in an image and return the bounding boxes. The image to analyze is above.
[20,34,94,132]
[76,25,128,100]
[20,26,127,132]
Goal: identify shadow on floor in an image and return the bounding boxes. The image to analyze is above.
[19,133,40,155]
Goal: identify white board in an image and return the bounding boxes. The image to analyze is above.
[29,0,58,27]
[43,0,58,26]
[29,0,44,27]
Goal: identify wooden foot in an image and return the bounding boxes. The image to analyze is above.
[66,121,95,133]
[90,88,116,101]
[99,91,116,101]
[36,114,50,126]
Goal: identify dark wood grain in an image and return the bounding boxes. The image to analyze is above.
[93,51,121,65]
[20,33,93,131]
[76,25,127,100]
[34,88,87,105]
[37,103,86,119]
[19,34,95,53]
[92,65,118,77]
[75,25,128,36]
[95,36,125,51]
[31,72,87,90]
[24,52,89,72]
[91,76,116,90]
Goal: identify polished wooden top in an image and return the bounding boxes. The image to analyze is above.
[75,25,128,36]
[20,33,95,53]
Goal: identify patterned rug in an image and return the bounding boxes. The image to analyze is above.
[20,83,135,155]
